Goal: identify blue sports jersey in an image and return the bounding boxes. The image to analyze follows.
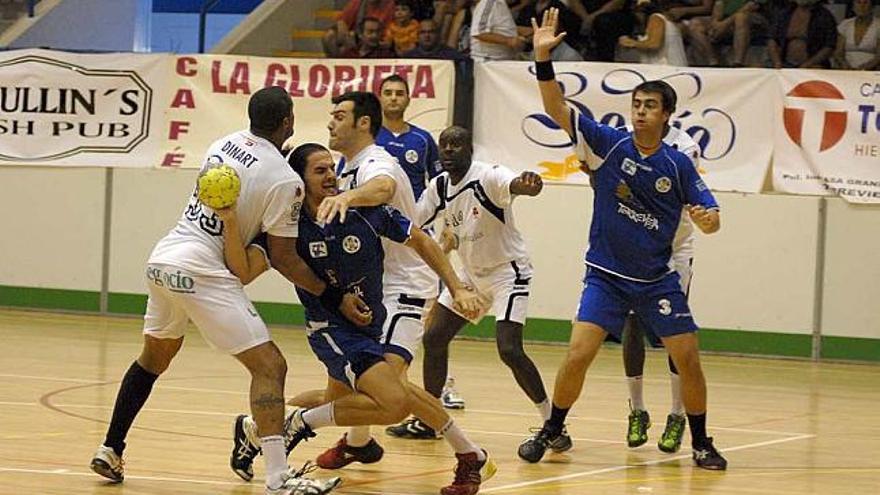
[294,205,413,338]
[337,125,441,200]
[572,110,718,282]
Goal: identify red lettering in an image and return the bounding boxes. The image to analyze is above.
[168,121,190,140]
[309,65,331,98]
[288,65,304,97]
[265,63,286,88]
[412,65,435,98]
[211,61,228,93]
[170,89,195,109]
[176,57,197,77]
[359,65,370,92]
[229,62,251,94]
[372,65,392,94]
[161,152,185,167]
[333,65,357,97]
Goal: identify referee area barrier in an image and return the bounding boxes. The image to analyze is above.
[0,49,878,362]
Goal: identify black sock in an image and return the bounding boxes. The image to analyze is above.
[545,404,569,434]
[104,361,159,455]
[687,412,708,448]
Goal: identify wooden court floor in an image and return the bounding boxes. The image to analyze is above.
[0,309,878,495]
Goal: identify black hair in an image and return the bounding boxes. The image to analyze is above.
[331,91,382,138]
[248,86,293,135]
[358,15,381,32]
[632,80,677,113]
[287,143,329,179]
[379,74,410,96]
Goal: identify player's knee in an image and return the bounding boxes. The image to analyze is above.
[423,328,451,353]
[497,341,525,368]
[379,388,410,423]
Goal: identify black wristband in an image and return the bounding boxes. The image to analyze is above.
[319,285,344,310]
[535,60,555,81]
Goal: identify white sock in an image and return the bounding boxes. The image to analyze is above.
[261,435,288,489]
[627,376,646,411]
[346,426,372,447]
[301,403,336,429]
[536,399,551,421]
[669,372,684,416]
[439,419,484,460]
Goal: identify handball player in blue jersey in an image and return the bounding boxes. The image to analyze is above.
[227,144,496,495]
[517,8,727,471]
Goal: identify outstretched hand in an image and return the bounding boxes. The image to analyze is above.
[530,8,567,58]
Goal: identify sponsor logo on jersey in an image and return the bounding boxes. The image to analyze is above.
[405,149,419,164]
[289,202,302,225]
[617,203,659,231]
[621,158,638,176]
[342,235,361,254]
[615,180,634,202]
[655,177,672,193]
[309,241,328,258]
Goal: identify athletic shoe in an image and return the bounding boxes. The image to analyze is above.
[284,407,317,456]
[316,434,385,469]
[231,414,261,481]
[548,425,573,453]
[90,445,124,482]
[441,377,466,410]
[517,426,560,463]
[658,413,686,453]
[440,449,497,495]
[265,466,342,495]
[627,403,651,448]
[385,416,440,440]
[692,437,727,471]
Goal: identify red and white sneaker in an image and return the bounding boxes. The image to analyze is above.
[316,434,384,470]
[441,449,497,495]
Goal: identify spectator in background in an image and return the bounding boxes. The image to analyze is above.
[617,0,690,66]
[447,0,475,55]
[470,0,529,60]
[385,0,421,54]
[572,1,639,61]
[340,16,397,58]
[833,0,879,69]
[404,18,466,58]
[515,0,585,60]
[688,0,770,66]
[767,0,837,68]
[665,0,715,23]
[324,0,396,57]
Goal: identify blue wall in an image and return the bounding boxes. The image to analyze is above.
[11,0,141,51]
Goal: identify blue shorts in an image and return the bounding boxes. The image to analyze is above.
[575,268,698,341]
[307,325,386,390]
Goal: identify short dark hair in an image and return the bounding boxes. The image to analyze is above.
[287,143,329,179]
[633,80,677,113]
[248,86,293,134]
[358,15,381,32]
[331,91,382,137]
[379,74,410,96]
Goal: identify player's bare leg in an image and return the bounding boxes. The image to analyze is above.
[518,322,606,462]
[662,333,727,470]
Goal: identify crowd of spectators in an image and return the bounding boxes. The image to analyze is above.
[321,0,879,69]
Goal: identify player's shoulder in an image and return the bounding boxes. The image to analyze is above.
[406,123,433,140]
[659,143,697,170]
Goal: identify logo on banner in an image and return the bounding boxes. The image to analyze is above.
[783,80,847,152]
[0,54,153,161]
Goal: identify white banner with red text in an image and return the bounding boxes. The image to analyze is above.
[773,70,880,203]
[473,61,779,194]
[0,49,455,169]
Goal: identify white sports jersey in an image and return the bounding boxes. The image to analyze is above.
[416,160,529,271]
[621,125,702,261]
[149,130,304,279]
[337,144,437,298]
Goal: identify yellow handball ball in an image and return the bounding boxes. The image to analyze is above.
[197,163,241,209]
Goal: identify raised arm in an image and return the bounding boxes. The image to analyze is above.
[531,8,573,137]
[317,175,396,223]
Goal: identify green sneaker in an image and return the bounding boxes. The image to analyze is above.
[658,413,686,453]
[626,404,651,448]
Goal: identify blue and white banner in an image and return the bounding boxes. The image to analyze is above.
[473,61,778,194]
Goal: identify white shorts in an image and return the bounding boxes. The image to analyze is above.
[380,292,429,363]
[143,264,269,355]
[438,259,532,325]
[672,256,693,295]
